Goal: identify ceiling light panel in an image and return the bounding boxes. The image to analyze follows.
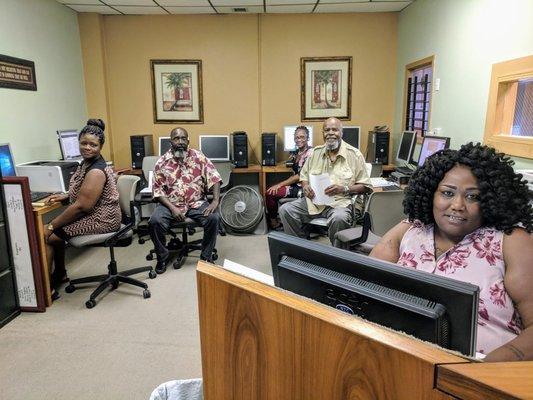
[159,0,212,5]
[105,0,157,5]
[113,5,168,13]
[267,0,316,4]
[64,4,121,13]
[215,6,264,13]
[267,4,315,13]
[166,6,216,13]
[57,0,101,4]
[316,2,410,12]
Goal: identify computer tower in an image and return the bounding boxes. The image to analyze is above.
[130,135,153,169]
[230,131,248,168]
[262,133,277,166]
[366,130,390,164]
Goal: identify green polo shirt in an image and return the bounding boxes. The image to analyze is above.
[299,140,371,215]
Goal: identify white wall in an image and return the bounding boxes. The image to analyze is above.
[395,0,533,169]
[0,0,87,164]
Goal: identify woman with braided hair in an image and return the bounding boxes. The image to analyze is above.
[44,119,121,299]
[371,142,533,362]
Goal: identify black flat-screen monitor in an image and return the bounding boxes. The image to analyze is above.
[57,129,80,160]
[343,126,360,149]
[199,135,230,161]
[159,136,171,156]
[0,143,16,177]
[396,130,416,165]
[417,136,450,167]
[268,232,479,356]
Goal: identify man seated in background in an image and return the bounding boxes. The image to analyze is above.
[279,117,371,247]
[148,127,221,274]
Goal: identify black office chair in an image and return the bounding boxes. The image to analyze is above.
[64,175,156,308]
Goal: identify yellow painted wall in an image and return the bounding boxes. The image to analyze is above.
[79,12,398,169]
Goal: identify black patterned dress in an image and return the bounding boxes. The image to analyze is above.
[60,156,121,238]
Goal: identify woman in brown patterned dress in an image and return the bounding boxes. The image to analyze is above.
[44,119,121,299]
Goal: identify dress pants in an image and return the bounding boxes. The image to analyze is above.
[148,201,219,261]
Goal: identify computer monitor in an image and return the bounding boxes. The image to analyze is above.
[199,135,230,161]
[417,136,451,167]
[283,126,313,152]
[343,126,360,149]
[57,129,80,160]
[159,137,171,156]
[396,130,416,165]
[0,143,16,177]
[268,232,479,356]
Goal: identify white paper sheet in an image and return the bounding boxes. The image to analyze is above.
[309,173,334,205]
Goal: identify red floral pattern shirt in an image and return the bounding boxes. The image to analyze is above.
[398,220,521,355]
[153,149,222,214]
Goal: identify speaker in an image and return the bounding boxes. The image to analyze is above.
[366,130,390,164]
[130,134,153,169]
[262,133,277,166]
[231,131,248,168]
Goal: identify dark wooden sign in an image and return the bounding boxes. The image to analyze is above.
[0,54,37,91]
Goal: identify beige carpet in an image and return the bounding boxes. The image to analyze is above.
[0,232,273,400]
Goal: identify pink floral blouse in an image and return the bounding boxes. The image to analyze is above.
[398,221,522,355]
[153,148,222,214]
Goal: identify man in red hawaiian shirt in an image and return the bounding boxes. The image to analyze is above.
[149,127,222,274]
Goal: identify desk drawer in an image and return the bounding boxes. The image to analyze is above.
[0,269,19,328]
[0,223,10,272]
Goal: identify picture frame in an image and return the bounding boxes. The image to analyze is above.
[150,59,203,124]
[301,56,352,121]
[1,176,46,312]
[0,54,37,91]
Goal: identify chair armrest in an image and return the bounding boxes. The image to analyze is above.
[335,212,371,249]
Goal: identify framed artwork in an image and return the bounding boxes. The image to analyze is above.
[0,54,37,91]
[150,59,203,124]
[1,176,46,312]
[301,56,352,121]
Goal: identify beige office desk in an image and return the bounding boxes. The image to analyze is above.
[33,202,64,307]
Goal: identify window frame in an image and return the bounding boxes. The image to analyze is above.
[402,56,434,143]
[483,54,533,159]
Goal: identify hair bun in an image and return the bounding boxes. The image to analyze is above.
[86,118,105,131]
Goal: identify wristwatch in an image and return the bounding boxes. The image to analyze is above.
[343,185,350,195]
[47,224,54,232]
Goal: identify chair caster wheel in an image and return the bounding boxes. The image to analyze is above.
[143,289,151,299]
[65,284,76,293]
[173,256,185,269]
[148,270,157,279]
[111,280,119,290]
[86,299,96,309]
[139,238,145,244]
[212,253,218,261]
[146,254,153,261]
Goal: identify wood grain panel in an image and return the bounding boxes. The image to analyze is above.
[437,362,533,400]
[197,262,468,400]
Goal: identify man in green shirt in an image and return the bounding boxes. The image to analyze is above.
[279,117,371,246]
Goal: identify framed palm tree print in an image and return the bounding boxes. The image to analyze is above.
[301,56,352,121]
[151,59,203,123]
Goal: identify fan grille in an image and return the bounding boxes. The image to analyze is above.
[219,185,264,232]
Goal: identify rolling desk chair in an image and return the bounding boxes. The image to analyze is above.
[65,175,156,308]
[334,190,405,254]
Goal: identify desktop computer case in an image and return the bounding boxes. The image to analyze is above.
[262,133,277,166]
[130,135,153,169]
[367,131,389,164]
[231,132,248,168]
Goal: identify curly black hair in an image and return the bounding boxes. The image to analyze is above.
[404,142,532,234]
[79,118,105,145]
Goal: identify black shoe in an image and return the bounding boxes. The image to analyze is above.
[51,289,61,301]
[200,255,213,263]
[155,258,169,274]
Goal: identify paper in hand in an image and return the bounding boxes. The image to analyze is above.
[309,173,334,205]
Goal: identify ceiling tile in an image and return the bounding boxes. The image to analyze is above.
[315,2,411,13]
[267,4,315,13]
[267,0,316,4]
[105,0,157,5]
[215,6,264,13]
[166,6,216,14]
[64,4,121,13]
[159,0,211,5]
[57,0,101,4]
[113,5,168,14]
[317,0,368,3]
[211,0,263,5]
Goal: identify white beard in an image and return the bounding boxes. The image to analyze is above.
[326,139,340,151]
[174,149,187,160]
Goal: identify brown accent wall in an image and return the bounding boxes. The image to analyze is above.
[79,12,398,169]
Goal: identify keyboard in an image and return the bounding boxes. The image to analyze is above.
[395,166,414,175]
[381,185,402,191]
[30,191,53,202]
